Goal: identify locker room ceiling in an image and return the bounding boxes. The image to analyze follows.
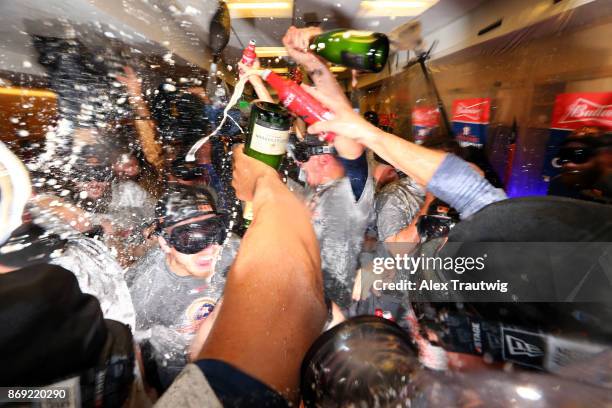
[0,0,487,78]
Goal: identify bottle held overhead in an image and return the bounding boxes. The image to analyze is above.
[309,29,390,73]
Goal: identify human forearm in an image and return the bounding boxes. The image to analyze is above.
[427,154,507,219]
[133,119,164,172]
[362,128,446,186]
[201,156,326,402]
[248,75,274,103]
[127,94,164,171]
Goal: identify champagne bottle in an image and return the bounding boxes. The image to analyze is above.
[243,101,292,227]
[309,29,389,73]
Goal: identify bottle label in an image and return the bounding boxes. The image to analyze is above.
[250,122,290,155]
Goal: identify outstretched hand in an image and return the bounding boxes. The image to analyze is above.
[238,58,261,78]
[282,26,323,69]
[301,84,380,153]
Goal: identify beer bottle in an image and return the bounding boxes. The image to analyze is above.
[309,29,389,73]
[243,101,292,227]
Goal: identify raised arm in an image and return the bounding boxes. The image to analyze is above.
[116,67,164,173]
[305,87,507,219]
[197,145,327,403]
[282,26,364,160]
[238,59,274,103]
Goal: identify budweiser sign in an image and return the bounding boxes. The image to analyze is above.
[451,98,490,124]
[551,93,612,130]
[412,107,439,127]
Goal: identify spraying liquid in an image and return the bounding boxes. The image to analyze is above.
[185,41,258,162]
[185,74,249,162]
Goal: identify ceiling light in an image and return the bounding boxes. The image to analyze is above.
[0,88,56,98]
[226,1,293,19]
[255,47,288,58]
[359,0,438,17]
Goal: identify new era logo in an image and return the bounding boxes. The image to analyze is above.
[505,334,544,357]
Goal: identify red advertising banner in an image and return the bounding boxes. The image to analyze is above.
[379,113,398,127]
[550,92,612,131]
[412,106,439,144]
[451,98,491,124]
[412,107,439,127]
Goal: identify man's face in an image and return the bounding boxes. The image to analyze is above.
[373,163,398,188]
[558,127,602,189]
[159,214,223,279]
[299,155,325,186]
[113,155,140,179]
[78,181,109,199]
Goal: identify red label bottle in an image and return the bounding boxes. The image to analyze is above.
[240,40,257,73]
[261,69,335,142]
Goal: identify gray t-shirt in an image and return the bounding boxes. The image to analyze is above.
[306,175,375,308]
[51,236,136,328]
[374,177,425,241]
[127,235,239,385]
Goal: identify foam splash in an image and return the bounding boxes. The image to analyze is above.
[185,70,261,162]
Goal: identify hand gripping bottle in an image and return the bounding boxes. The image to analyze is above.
[239,40,257,74]
[261,70,336,142]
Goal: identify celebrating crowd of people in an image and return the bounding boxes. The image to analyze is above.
[1,25,611,407]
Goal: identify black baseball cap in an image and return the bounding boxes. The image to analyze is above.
[156,185,218,229]
[288,133,336,163]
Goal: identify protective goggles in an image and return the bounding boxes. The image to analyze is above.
[288,142,336,163]
[417,215,455,242]
[162,217,227,254]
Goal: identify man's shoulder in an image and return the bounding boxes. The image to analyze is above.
[127,248,166,285]
[377,178,424,207]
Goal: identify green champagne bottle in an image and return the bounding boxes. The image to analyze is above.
[243,101,292,227]
[309,29,389,73]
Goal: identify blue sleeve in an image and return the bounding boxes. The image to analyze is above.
[338,152,368,201]
[427,154,507,219]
